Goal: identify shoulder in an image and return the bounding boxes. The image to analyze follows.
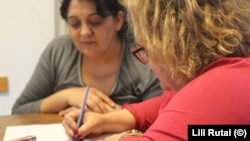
[42,35,76,56]
[199,57,250,83]
[39,35,79,64]
[177,57,250,102]
[46,35,73,50]
[162,58,250,125]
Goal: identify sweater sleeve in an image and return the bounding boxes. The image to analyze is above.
[121,91,175,141]
[123,91,174,132]
[11,39,57,114]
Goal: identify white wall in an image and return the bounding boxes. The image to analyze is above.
[0,0,57,115]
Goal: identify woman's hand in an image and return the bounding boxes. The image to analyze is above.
[59,103,122,117]
[59,107,79,116]
[66,87,117,113]
[62,109,105,140]
[63,108,136,141]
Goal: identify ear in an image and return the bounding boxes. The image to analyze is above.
[114,11,124,31]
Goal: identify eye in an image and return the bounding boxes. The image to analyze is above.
[67,17,81,29]
[69,22,81,29]
[89,20,102,26]
[88,15,103,26]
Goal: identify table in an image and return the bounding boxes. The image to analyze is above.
[0,114,63,140]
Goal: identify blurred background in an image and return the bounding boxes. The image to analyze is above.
[0,0,67,115]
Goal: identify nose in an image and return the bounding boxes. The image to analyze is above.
[80,24,93,37]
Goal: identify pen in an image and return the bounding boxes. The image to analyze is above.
[9,135,36,141]
[72,86,90,141]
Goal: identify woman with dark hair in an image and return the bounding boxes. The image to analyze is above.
[62,0,250,140]
[12,0,162,115]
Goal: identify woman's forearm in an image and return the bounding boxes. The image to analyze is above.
[40,90,69,113]
[102,109,135,133]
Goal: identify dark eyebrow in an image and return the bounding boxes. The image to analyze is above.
[67,12,100,20]
[88,13,100,17]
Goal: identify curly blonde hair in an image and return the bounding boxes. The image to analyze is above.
[121,0,250,83]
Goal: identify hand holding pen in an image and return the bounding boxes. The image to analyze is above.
[72,86,90,141]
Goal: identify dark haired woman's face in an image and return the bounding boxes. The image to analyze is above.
[67,0,124,57]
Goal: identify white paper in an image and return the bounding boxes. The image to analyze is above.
[4,123,107,141]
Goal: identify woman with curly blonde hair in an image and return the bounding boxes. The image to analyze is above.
[63,0,250,140]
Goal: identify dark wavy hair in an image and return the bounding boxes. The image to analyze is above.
[60,0,132,39]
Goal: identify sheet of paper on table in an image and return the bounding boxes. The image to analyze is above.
[4,123,108,141]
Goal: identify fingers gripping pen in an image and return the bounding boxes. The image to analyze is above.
[72,86,89,141]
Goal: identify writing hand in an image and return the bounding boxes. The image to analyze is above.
[63,110,104,140]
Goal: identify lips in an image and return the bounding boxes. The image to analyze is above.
[80,41,95,45]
